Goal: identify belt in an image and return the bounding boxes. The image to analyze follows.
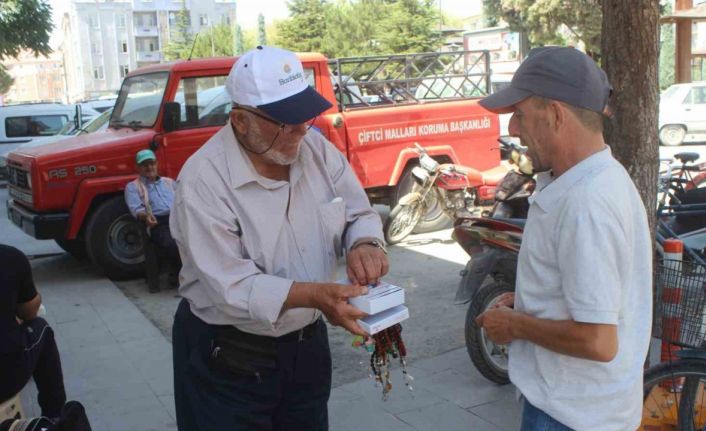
[275,318,322,343]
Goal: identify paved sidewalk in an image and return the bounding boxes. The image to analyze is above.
[18,254,520,431]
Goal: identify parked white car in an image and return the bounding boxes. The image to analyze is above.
[0,104,100,175]
[659,81,706,146]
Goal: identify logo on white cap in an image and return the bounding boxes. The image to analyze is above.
[226,46,308,107]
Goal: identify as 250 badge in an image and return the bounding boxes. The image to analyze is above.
[47,165,97,180]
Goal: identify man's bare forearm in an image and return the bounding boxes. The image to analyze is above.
[512,313,618,362]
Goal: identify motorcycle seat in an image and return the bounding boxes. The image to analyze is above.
[490,217,527,229]
[675,152,700,164]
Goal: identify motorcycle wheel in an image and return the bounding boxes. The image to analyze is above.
[465,280,513,385]
[393,169,450,234]
[383,196,425,244]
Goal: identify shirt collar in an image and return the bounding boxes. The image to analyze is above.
[139,175,161,183]
[531,146,614,212]
[223,120,306,190]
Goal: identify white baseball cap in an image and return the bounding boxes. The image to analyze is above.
[225,46,333,125]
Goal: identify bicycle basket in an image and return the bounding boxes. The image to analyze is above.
[653,259,706,348]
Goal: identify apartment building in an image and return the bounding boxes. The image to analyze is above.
[3,51,65,104]
[60,0,236,102]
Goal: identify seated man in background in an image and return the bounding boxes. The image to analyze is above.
[0,244,66,418]
[125,149,181,288]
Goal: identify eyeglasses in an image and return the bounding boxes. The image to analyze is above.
[233,105,317,155]
[234,106,316,134]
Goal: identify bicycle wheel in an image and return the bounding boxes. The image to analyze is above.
[643,358,706,430]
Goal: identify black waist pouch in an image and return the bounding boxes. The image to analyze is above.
[209,326,277,377]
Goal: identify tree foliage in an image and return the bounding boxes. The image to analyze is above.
[482,0,602,57]
[275,0,442,58]
[258,14,267,46]
[659,2,675,90]
[163,6,194,60]
[190,24,235,58]
[0,0,53,59]
[0,65,14,95]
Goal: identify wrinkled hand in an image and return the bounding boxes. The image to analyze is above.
[146,214,158,228]
[316,283,369,336]
[492,292,515,309]
[476,307,517,344]
[346,245,389,286]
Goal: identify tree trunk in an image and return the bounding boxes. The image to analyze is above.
[601,0,660,234]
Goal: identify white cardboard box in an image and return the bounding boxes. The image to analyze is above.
[347,281,405,315]
[358,305,409,335]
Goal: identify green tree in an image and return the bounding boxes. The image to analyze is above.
[0,0,53,96]
[163,6,193,60]
[482,0,602,57]
[0,0,53,59]
[376,0,442,54]
[258,14,267,46]
[189,24,235,58]
[659,2,675,90]
[321,0,385,57]
[0,65,14,95]
[275,0,330,53]
[235,24,245,54]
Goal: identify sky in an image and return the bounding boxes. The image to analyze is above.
[48,0,483,47]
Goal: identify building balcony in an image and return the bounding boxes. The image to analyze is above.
[134,26,159,37]
[136,51,161,62]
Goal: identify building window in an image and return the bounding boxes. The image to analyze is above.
[221,14,231,25]
[117,14,126,28]
[91,41,102,54]
[168,12,177,27]
[89,15,99,29]
[121,40,128,53]
[149,41,156,52]
[120,65,129,78]
[93,66,104,80]
[199,14,208,26]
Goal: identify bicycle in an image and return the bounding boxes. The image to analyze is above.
[642,259,706,430]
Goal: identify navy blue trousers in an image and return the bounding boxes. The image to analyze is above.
[0,318,66,418]
[172,299,332,431]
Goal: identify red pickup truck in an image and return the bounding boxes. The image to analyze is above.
[6,51,501,279]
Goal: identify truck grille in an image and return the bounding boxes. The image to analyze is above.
[7,165,29,189]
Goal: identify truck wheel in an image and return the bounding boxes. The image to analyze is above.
[85,196,144,280]
[465,281,513,385]
[55,239,87,259]
[393,168,450,234]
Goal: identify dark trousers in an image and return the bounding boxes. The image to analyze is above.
[151,215,181,272]
[0,318,66,417]
[172,299,332,431]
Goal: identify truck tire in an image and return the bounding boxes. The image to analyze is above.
[85,196,144,280]
[392,168,450,233]
[55,239,87,259]
[465,281,513,385]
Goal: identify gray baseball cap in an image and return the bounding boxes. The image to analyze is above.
[480,46,612,114]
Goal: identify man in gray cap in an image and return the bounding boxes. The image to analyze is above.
[170,46,388,431]
[476,46,651,430]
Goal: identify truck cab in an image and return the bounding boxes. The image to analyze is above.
[7,52,500,279]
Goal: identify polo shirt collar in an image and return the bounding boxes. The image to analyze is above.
[531,146,613,212]
[223,120,306,190]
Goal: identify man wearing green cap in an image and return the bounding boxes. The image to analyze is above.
[125,149,180,288]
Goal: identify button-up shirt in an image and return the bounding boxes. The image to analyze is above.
[124,176,176,217]
[170,123,383,336]
[509,147,652,431]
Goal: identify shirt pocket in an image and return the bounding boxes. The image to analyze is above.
[318,200,346,258]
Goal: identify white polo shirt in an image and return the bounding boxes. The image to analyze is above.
[509,147,652,431]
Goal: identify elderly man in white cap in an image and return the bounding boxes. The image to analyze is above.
[170,46,388,431]
[475,47,651,430]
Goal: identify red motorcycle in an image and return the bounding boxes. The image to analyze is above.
[383,143,508,244]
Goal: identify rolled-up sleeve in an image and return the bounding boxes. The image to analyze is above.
[320,139,384,250]
[171,177,293,328]
[124,181,144,218]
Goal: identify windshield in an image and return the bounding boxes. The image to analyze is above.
[111,72,168,128]
[660,85,681,103]
[79,109,112,135]
[57,121,76,135]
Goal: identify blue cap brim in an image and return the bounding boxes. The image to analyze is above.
[258,86,333,125]
[479,86,534,114]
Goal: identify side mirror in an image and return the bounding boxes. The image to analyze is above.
[162,102,180,133]
[74,104,83,129]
